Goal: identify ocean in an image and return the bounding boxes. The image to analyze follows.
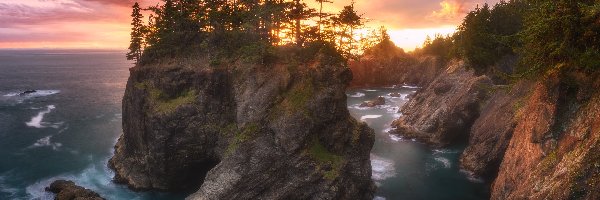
[0,50,487,200]
[0,50,184,199]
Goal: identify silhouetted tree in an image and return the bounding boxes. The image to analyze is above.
[127,2,145,63]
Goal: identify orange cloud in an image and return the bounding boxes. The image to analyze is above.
[429,0,470,23]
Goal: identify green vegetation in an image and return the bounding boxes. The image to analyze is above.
[226,123,261,154]
[136,81,198,114]
[308,138,344,180]
[415,0,600,78]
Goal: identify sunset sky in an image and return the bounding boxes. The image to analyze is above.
[0,0,500,51]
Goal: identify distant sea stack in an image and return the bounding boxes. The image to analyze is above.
[109,48,375,199]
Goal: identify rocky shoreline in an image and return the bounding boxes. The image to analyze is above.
[390,58,600,199]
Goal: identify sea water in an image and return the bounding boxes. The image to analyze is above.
[0,50,185,199]
[347,87,489,200]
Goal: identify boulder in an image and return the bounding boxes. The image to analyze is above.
[45,180,104,200]
[360,96,386,107]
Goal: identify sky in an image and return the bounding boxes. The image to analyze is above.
[0,0,500,51]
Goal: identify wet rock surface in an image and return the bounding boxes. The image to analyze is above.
[360,96,386,107]
[45,180,104,200]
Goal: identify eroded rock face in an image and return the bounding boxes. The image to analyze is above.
[459,81,534,179]
[390,61,493,147]
[109,56,376,199]
[46,180,104,200]
[491,73,600,200]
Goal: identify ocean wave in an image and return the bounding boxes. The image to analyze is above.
[374,196,387,200]
[3,90,60,98]
[26,105,56,128]
[360,115,382,121]
[401,85,420,89]
[389,134,404,142]
[364,89,378,92]
[29,136,63,151]
[434,156,451,169]
[460,169,485,183]
[348,92,365,98]
[432,149,459,155]
[26,159,118,200]
[371,155,396,182]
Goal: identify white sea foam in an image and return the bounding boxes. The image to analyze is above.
[393,113,403,119]
[29,136,63,150]
[26,105,56,128]
[434,156,451,168]
[374,196,387,200]
[360,115,382,121]
[460,169,485,183]
[365,89,378,92]
[432,149,459,155]
[348,92,366,98]
[371,155,396,182]
[389,134,404,142]
[26,159,116,200]
[401,85,420,89]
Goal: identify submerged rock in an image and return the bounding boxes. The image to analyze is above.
[45,180,104,200]
[360,96,386,107]
[20,90,37,96]
[109,53,375,199]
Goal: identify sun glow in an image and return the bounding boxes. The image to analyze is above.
[387,26,457,52]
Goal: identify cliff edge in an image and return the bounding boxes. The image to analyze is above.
[109,50,376,199]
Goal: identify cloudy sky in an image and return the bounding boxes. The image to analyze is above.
[0,0,499,51]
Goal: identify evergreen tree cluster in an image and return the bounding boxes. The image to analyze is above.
[125,0,366,64]
[417,0,600,77]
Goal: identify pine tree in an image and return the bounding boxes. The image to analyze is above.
[126,2,145,63]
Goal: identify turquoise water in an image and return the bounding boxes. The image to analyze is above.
[0,50,185,199]
[346,88,489,200]
[0,50,487,200]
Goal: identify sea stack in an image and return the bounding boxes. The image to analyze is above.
[109,48,376,199]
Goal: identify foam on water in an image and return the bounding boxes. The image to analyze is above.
[401,85,420,89]
[29,136,63,150]
[389,134,404,142]
[434,156,451,168]
[25,105,56,128]
[374,196,386,200]
[460,169,485,183]
[25,159,124,200]
[365,89,378,92]
[371,155,396,182]
[360,115,382,121]
[348,92,365,98]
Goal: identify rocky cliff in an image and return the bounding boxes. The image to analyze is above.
[109,52,376,199]
[491,72,600,200]
[390,61,493,147]
[391,58,600,199]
